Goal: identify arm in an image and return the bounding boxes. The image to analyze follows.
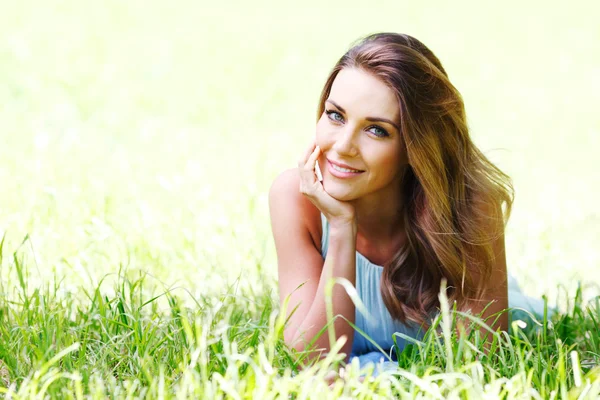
[269,168,357,364]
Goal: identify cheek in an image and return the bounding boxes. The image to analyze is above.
[315,123,333,150]
[366,149,405,181]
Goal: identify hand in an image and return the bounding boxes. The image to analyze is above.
[298,140,356,226]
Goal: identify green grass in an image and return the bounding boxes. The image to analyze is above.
[0,0,599,397]
[0,240,599,398]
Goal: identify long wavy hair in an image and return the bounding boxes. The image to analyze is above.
[316,32,514,327]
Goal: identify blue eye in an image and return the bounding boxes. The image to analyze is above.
[369,126,389,138]
[325,109,343,122]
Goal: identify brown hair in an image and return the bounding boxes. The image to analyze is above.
[316,32,514,327]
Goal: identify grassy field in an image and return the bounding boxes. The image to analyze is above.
[1,0,599,397]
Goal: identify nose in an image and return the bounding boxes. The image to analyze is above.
[331,127,359,157]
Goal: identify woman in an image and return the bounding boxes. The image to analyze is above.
[269,32,547,377]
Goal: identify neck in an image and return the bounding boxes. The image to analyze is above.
[350,187,405,241]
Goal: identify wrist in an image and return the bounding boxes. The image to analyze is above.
[329,217,358,237]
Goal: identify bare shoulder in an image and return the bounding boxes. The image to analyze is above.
[268,168,322,249]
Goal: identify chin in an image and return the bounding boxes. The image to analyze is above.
[322,180,358,202]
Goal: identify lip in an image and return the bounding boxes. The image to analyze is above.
[327,159,364,171]
[327,159,365,179]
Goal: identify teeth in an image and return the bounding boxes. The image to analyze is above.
[332,163,361,173]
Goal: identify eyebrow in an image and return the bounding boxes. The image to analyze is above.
[326,99,401,132]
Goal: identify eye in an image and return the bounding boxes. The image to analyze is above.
[368,126,389,138]
[325,109,343,122]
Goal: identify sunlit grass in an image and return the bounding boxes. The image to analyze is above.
[0,239,599,398]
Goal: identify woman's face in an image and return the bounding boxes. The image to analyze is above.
[316,67,408,202]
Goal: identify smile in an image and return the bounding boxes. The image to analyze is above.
[327,159,364,178]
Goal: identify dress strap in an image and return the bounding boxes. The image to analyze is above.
[320,213,329,258]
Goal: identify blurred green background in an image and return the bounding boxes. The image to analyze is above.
[1,0,598,308]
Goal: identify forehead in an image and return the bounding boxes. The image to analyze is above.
[329,68,400,121]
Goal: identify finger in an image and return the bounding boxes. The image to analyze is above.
[303,145,320,172]
[315,159,323,182]
[299,145,320,186]
[299,145,322,198]
[297,140,316,167]
[299,147,321,197]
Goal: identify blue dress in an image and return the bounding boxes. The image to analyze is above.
[319,213,553,376]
